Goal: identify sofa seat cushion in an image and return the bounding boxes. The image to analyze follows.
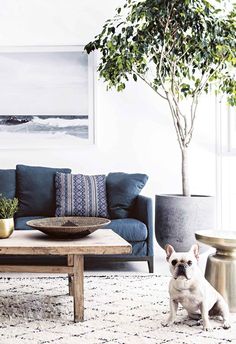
[0,169,16,199]
[104,218,147,242]
[14,216,45,230]
[16,165,71,217]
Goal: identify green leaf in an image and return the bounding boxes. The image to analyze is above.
[117,83,126,92]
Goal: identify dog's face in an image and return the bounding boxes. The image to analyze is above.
[165,244,199,280]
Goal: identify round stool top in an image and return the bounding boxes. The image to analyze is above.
[195,230,236,251]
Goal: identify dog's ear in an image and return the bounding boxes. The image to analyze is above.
[165,244,175,261]
[190,243,199,261]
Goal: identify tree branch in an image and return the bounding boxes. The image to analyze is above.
[157,2,175,93]
[166,93,185,150]
[135,71,167,100]
[165,58,188,141]
[186,57,228,145]
[196,58,227,96]
[186,95,199,145]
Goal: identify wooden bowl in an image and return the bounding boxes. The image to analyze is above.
[27,216,111,239]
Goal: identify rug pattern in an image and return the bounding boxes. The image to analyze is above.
[0,274,235,344]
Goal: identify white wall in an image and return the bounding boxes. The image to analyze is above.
[217,103,236,230]
[0,0,217,201]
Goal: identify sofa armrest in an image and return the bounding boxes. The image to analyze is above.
[132,195,154,256]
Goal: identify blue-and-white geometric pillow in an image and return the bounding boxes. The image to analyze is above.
[55,173,109,218]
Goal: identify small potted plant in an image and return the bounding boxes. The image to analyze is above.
[0,195,18,238]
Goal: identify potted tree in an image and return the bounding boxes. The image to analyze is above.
[0,196,18,239]
[85,0,236,250]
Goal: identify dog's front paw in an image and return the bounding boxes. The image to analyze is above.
[203,323,213,332]
[161,320,173,327]
[223,321,231,330]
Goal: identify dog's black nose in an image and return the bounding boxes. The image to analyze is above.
[178,264,186,272]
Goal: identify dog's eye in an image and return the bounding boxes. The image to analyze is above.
[187,260,192,266]
[171,259,177,266]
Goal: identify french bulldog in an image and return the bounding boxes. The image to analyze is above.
[162,244,231,331]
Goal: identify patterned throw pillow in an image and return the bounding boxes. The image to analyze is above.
[55,173,109,218]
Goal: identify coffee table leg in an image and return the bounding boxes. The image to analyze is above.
[73,255,84,322]
[67,255,74,296]
[68,275,74,296]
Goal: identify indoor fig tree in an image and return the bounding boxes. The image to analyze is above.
[85,0,236,196]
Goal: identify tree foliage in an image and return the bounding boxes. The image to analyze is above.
[86,1,235,98]
[85,0,236,195]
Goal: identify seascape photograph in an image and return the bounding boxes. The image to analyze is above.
[0,49,94,147]
[0,115,88,140]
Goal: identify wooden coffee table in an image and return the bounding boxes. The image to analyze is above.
[0,229,131,322]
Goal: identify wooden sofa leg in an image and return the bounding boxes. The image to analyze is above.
[147,257,154,273]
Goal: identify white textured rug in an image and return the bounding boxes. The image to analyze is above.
[0,274,235,344]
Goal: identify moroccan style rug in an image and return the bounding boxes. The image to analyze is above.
[0,274,235,344]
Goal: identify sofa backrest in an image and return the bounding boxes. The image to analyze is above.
[16,165,71,217]
[0,169,16,199]
[106,172,148,219]
[0,167,148,220]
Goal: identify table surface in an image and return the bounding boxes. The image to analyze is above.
[0,229,132,256]
[195,230,236,250]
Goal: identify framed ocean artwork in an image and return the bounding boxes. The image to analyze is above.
[0,46,95,148]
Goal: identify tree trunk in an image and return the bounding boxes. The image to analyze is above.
[182,148,190,196]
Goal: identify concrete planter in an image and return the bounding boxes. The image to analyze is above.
[155,194,216,252]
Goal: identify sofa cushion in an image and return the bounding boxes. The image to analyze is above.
[106,172,148,219]
[16,165,71,217]
[0,169,16,199]
[14,216,45,230]
[55,173,109,218]
[104,218,148,242]
[129,241,147,256]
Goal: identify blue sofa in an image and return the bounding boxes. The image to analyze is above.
[0,165,154,273]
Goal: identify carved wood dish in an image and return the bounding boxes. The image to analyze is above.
[27,217,111,239]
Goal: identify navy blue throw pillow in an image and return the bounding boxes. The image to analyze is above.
[106,172,148,219]
[0,169,16,199]
[16,165,71,217]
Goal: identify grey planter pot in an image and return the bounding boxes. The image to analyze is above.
[155,194,216,252]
